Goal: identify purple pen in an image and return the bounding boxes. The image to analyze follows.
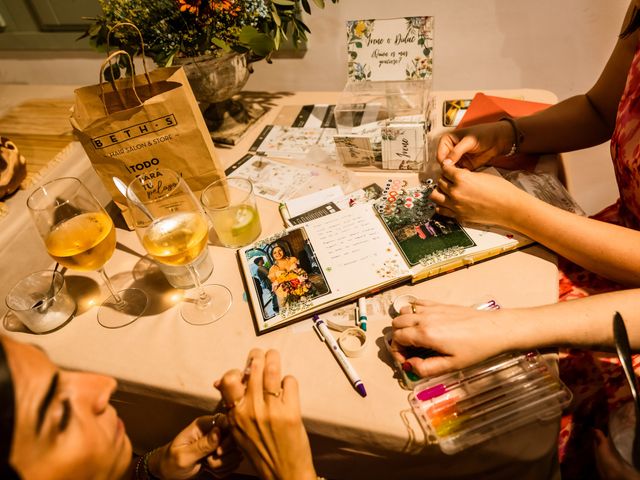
[312,315,367,397]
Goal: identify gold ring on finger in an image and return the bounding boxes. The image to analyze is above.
[411,303,417,314]
[264,389,283,398]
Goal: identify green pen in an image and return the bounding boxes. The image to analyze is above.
[278,202,292,227]
[357,297,367,332]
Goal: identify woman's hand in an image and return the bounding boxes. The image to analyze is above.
[215,349,316,480]
[147,415,241,480]
[437,121,514,170]
[594,429,640,480]
[428,160,528,228]
[390,299,511,377]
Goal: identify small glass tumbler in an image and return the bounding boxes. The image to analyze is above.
[201,177,262,248]
[5,270,76,333]
[157,247,214,289]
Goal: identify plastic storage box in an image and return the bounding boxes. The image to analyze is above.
[408,351,572,454]
[333,79,431,169]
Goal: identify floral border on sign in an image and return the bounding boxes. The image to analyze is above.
[404,17,434,79]
[347,19,375,81]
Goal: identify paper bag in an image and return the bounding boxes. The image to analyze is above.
[70,51,224,228]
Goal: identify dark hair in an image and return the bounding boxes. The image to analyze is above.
[253,257,263,265]
[621,7,640,38]
[0,339,19,479]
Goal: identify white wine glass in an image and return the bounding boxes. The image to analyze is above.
[27,177,148,328]
[126,168,232,325]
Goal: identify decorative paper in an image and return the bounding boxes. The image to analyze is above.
[346,16,434,82]
[225,154,316,202]
[375,179,474,266]
[249,125,337,159]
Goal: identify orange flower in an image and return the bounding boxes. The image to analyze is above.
[178,0,201,14]
[210,0,241,16]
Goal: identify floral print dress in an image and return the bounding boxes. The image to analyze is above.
[558,39,640,479]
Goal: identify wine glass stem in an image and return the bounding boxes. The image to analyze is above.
[98,268,124,306]
[187,264,211,309]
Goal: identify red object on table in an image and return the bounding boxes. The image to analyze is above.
[457,93,552,169]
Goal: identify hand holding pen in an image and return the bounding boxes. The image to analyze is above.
[215,349,318,480]
[390,298,507,378]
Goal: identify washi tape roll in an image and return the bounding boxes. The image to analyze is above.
[338,327,367,357]
[392,294,418,316]
[324,307,356,332]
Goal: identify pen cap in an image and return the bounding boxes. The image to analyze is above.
[383,332,424,390]
[358,297,367,316]
[408,351,572,454]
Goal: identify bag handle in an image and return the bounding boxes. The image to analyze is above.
[106,22,152,87]
[99,50,143,114]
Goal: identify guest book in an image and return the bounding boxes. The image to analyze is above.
[239,171,582,334]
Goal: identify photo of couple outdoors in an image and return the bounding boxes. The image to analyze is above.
[245,229,330,319]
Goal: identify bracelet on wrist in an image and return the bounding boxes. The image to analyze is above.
[499,116,524,157]
[134,448,162,480]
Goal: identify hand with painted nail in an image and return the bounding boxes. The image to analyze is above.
[428,161,529,227]
[215,349,316,480]
[593,428,640,479]
[390,299,511,377]
[146,415,242,480]
[436,121,516,170]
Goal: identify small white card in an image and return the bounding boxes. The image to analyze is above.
[346,16,434,82]
[381,123,425,170]
[286,185,345,217]
[333,135,376,166]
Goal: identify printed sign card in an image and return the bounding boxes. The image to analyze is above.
[381,123,425,170]
[334,135,376,166]
[346,16,434,82]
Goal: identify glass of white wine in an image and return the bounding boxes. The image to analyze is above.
[126,168,232,325]
[27,177,148,328]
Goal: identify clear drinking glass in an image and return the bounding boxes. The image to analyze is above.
[126,168,232,325]
[27,177,148,328]
[201,177,262,248]
[5,269,76,333]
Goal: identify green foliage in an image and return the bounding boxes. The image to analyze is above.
[81,0,338,66]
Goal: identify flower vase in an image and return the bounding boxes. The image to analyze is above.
[174,52,266,144]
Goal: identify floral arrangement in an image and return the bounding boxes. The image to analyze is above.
[82,0,338,67]
[275,268,313,303]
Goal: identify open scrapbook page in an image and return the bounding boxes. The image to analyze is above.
[239,168,582,334]
[240,203,411,333]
